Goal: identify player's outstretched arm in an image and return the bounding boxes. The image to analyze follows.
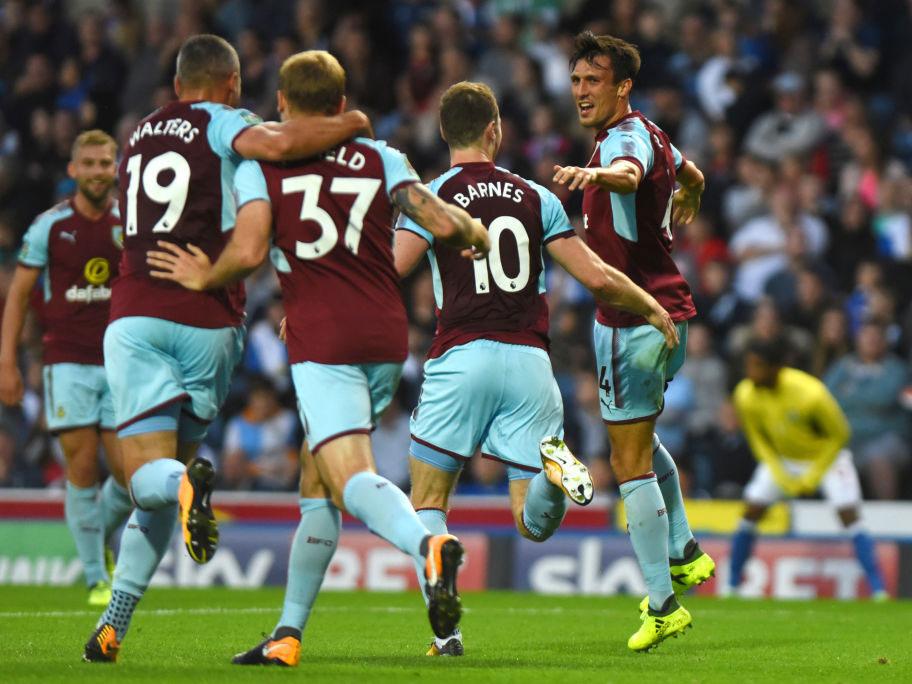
[234,110,371,162]
[392,182,490,255]
[672,159,705,226]
[552,159,642,194]
[0,266,40,406]
[147,200,273,290]
[547,235,678,349]
[393,229,431,278]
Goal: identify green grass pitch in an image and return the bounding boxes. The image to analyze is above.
[1,587,910,683]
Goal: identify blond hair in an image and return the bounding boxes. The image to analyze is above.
[279,50,346,115]
[71,129,117,159]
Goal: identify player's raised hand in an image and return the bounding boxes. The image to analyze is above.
[552,165,597,191]
[146,241,213,291]
[672,187,701,226]
[0,363,24,406]
[644,305,679,350]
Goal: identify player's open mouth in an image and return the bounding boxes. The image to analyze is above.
[578,103,593,115]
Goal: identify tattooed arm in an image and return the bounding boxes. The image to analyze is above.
[392,182,490,254]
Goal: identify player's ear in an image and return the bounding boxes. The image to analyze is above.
[617,78,632,98]
[173,75,181,98]
[337,95,346,115]
[67,160,76,180]
[277,90,287,116]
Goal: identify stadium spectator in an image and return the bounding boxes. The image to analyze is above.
[221,377,298,491]
[825,323,911,499]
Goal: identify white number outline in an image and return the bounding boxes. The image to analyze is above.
[282,174,382,260]
[472,215,531,294]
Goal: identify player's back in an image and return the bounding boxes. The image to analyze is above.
[582,111,695,328]
[399,161,574,359]
[238,137,416,365]
[113,100,258,328]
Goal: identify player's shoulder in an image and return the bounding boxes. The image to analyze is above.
[732,378,755,404]
[189,100,259,124]
[31,200,74,230]
[502,167,556,207]
[607,113,651,141]
[780,367,824,392]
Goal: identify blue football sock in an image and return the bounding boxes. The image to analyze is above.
[342,471,430,562]
[275,498,341,635]
[130,458,185,510]
[652,435,694,559]
[413,508,449,606]
[99,589,140,641]
[522,471,567,541]
[729,519,757,589]
[848,523,885,594]
[106,504,177,639]
[620,474,673,611]
[65,482,106,586]
[100,477,133,542]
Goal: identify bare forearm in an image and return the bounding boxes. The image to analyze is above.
[677,160,705,191]
[393,182,486,250]
[204,242,265,289]
[593,265,662,316]
[0,280,32,366]
[590,162,639,194]
[245,111,369,161]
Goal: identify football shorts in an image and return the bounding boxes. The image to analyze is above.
[744,450,863,508]
[409,339,564,481]
[594,320,688,424]
[43,363,115,432]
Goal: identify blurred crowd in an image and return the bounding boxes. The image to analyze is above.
[1,0,911,501]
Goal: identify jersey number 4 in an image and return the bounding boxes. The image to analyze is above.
[472,216,531,294]
[124,152,191,236]
[282,174,381,259]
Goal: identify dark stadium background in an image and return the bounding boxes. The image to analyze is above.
[0,0,910,509]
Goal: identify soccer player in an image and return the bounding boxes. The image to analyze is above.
[395,81,680,656]
[729,337,887,598]
[82,35,373,663]
[146,50,490,666]
[553,32,713,651]
[0,130,132,607]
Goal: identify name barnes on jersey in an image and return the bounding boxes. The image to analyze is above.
[452,180,524,208]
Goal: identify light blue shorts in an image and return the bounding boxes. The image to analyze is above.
[43,363,115,432]
[593,321,688,424]
[410,339,564,481]
[104,316,245,438]
[291,361,402,454]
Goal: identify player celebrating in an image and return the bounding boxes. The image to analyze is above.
[82,35,373,663]
[146,50,489,666]
[553,32,713,651]
[729,337,887,598]
[0,130,132,607]
[395,81,679,656]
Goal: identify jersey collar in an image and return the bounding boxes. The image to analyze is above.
[595,110,641,141]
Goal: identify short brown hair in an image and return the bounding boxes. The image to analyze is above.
[71,129,116,159]
[570,31,641,83]
[176,34,239,88]
[279,51,345,115]
[439,81,499,148]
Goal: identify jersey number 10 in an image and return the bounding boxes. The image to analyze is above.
[472,216,531,294]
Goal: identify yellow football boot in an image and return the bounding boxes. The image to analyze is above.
[87,580,112,607]
[639,545,715,618]
[628,604,692,652]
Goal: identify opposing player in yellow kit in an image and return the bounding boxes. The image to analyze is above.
[729,337,887,598]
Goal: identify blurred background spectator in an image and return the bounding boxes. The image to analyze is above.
[0,0,910,499]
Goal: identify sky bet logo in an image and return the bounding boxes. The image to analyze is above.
[65,257,112,303]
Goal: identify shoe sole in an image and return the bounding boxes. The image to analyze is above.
[427,539,464,639]
[181,459,218,564]
[540,437,594,506]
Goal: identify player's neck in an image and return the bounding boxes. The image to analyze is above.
[178,88,229,104]
[450,147,494,167]
[598,102,633,131]
[72,192,110,221]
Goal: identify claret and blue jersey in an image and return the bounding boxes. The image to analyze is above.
[582,110,696,328]
[397,161,576,359]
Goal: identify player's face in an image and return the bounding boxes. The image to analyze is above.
[744,352,778,387]
[69,144,116,205]
[570,56,628,130]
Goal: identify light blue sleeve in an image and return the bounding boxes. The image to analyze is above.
[233,160,270,208]
[395,207,435,245]
[599,120,653,176]
[671,142,684,170]
[530,182,575,243]
[192,102,262,160]
[18,213,57,267]
[356,137,420,197]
